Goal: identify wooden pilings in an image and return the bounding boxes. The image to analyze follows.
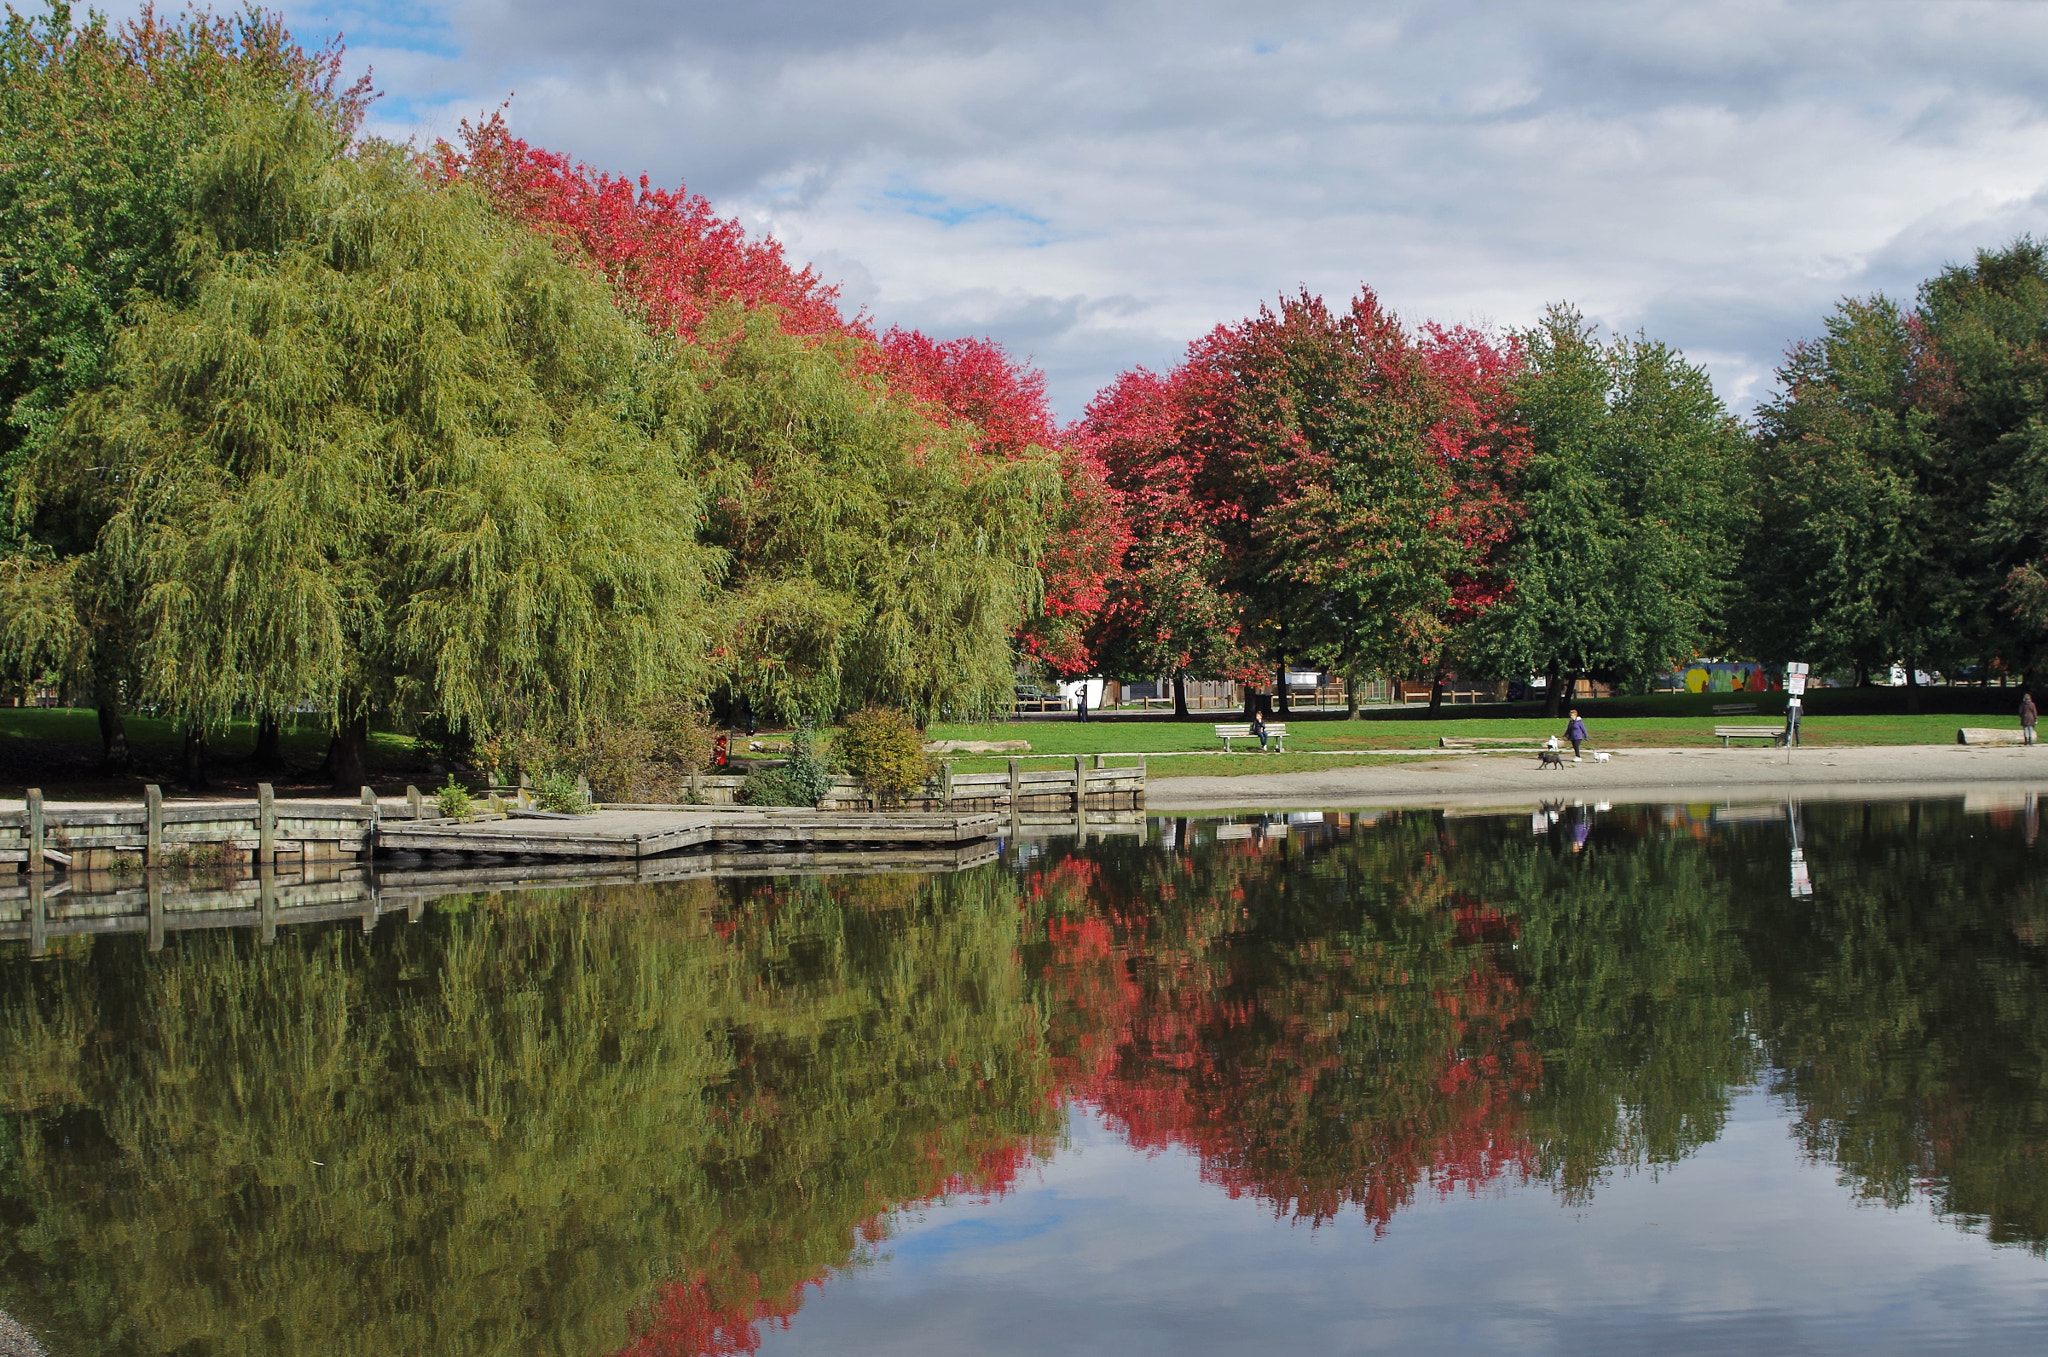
[144,784,163,867]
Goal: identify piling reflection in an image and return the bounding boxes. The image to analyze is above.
[1,798,2046,1355]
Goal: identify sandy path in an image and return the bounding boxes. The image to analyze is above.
[1146,744,2048,811]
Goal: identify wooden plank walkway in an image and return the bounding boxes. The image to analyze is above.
[375,807,1002,860]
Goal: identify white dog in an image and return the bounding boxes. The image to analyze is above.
[1592,751,1611,763]
[1545,735,1560,751]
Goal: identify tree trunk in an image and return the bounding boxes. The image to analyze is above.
[1854,659,1870,688]
[182,725,209,791]
[1905,660,1921,714]
[1172,672,1189,720]
[95,690,131,773]
[1427,658,1447,718]
[251,714,285,771]
[1345,671,1360,720]
[1563,673,1580,706]
[1274,658,1290,715]
[1542,661,1561,719]
[330,712,371,791]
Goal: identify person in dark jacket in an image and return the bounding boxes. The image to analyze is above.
[2023,691,2038,747]
[1565,709,1588,763]
[1251,708,1269,751]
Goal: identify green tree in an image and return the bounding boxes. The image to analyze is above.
[1479,306,1748,710]
[1742,296,1951,685]
[0,3,370,759]
[687,314,1058,724]
[16,100,715,783]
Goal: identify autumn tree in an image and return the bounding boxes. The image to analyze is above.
[1077,366,1248,716]
[1178,289,1525,711]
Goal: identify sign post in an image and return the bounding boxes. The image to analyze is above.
[1784,663,1809,760]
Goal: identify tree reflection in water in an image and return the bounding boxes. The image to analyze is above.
[2,799,2046,1354]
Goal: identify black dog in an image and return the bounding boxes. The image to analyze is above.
[1536,749,1566,769]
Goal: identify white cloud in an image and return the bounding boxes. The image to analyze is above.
[260,0,2048,417]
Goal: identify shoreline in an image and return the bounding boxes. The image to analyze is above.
[1145,744,2048,811]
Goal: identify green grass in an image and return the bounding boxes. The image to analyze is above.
[926,707,2008,756]
[0,707,422,771]
[944,750,1439,777]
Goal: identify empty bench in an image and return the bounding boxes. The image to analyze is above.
[1214,722,1287,752]
[1714,724,1784,747]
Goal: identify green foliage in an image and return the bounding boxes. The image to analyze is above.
[738,721,834,807]
[1476,305,1749,690]
[1742,295,1945,673]
[573,699,714,803]
[833,706,933,804]
[530,771,592,815]
[688,312,1059,724]
[21,99,715,743]
[0,870,1054,1355]
[434,776,473,819]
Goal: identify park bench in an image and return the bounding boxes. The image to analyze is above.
[1712,702,1759,715]
[1214,722,1287,752]
[1958,728,2028,746]
[1714,724,1784,747]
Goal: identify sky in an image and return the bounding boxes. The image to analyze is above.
[93,0,2048,420]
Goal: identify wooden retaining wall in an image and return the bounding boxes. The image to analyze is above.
[684,758,1146,811]
[1,785,379,874]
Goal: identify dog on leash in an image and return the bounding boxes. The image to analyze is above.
[1536,749,1566,769]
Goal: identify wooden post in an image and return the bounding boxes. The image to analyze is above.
[516,769,530,807]
[258,863,277,946]
[26,787,43,876]
[144,784,163,868]
[1072,755,1086,811]
[1007,758,1021,809]
[360,786,379,816]
[941,760,954,809]
[257,783,276,862]
[406,785,425,820]
[1093,753,1105,770]
[27,865,44,959]
[147,873,165,953]
[1137,755,1147,808]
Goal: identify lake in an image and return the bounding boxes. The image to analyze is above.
[3,797,2047,1354]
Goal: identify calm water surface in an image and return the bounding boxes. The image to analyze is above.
[4,799,2048,1354]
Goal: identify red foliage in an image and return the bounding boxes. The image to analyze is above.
[429,113,846,343]
[873,328,1130,674]
[431,122,1129,672]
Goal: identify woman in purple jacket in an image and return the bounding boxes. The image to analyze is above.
[1566,709,1588,763]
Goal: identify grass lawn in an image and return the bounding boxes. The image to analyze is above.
[944,750,1440,777]
[926,708,2004,757]
[0,707,425,796]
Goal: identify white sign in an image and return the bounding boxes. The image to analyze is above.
[1787,674,1808,696]
[1284,670,1320,686]
[1787,662,1810,676]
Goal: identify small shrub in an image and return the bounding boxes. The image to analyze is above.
[739,767,808,806]
[164,843,234,869]
[532,771,593,814]
[576,699,716,802]
[435,776,474,819]
[834,707,933,805]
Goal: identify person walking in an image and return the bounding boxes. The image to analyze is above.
[1565,708,1588,763]
[2023,691,2038,747]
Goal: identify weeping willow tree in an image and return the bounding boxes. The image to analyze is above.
[679,311,1060,725]
[15,98,715,782]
